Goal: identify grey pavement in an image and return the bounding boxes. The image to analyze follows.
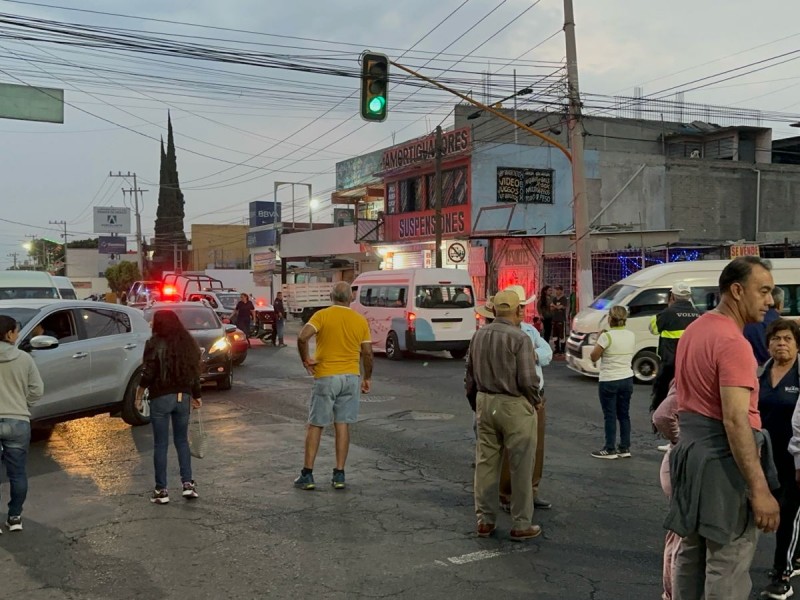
[0,320,778,598]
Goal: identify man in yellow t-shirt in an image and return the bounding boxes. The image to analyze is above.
[294,282,373,491]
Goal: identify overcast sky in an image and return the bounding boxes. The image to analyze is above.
[1,0,799,270]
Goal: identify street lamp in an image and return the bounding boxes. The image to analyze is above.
[467,86,533,120]
[309,198,320,230]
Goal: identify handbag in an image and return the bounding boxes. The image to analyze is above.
[140,389,150,418]
[189,408,208,459]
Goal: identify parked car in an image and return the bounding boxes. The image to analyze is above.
[0,299,151,427]
[142,302,234,390]
[228,326,248,366]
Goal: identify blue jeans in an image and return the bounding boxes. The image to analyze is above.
[0,418,31,517]
[275,318,285,343]
[150,394,192,490]
[598,378,633,451]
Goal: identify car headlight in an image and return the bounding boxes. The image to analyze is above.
[587,332,599,345]
[210,337,230,354]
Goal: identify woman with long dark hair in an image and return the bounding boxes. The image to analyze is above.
[537,285,553,347]
[136,310,202,504]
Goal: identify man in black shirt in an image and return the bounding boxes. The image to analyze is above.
[272,291,287,347]
[550,286,568,355]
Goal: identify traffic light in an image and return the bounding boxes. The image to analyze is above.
[360,52,389,122]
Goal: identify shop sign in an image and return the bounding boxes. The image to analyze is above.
[729,244,759,258]
[384,205,470,242]
[381,127,471,171]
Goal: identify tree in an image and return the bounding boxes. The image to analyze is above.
[67,238,99,249]
[24,238,62,273]
[152,112,188,277]
[105,261,141,295]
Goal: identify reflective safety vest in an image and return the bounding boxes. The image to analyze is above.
[649,299,701,367]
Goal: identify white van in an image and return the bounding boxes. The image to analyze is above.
[52,276,77,299]
[566,258,800,383]
[351,268,477,360]
[0,271,60,300]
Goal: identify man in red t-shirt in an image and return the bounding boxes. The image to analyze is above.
[670,256,780,599]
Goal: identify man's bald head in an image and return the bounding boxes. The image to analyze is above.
[331,281,353,305]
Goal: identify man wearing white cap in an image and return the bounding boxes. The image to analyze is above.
[498,285,554,510]
[649,281,700,415]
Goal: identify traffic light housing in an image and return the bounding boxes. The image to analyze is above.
[360,52,389,122]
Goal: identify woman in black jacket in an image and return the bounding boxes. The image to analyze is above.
[136,310,202,504]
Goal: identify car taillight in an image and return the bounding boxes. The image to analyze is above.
[162,285,177,298]
[406,311,416,332]
[475,313,481,331]
[256,298,265,306]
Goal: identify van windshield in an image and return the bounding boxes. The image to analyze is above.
[0,287,59,300]
[589,284,636,310]
[59,288,77,300]
[415,285,474,309]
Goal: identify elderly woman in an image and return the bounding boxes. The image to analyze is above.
[760,319,800,600]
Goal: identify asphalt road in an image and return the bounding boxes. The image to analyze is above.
[0,321,779,599]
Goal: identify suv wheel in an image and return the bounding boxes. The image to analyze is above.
[121,368,150,426]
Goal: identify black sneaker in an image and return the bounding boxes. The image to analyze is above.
[5,516,22,532]
[150,489,170,504]
[182,481,199,499]
[761,576,793,599]
[617,447,632,458]
[591,448,619,459]
[294,472,315,490]
[331,470,346,490]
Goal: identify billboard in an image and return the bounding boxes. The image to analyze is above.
[247,229,277,248]
[252,251,276,272]
[98,236,127,255]
[249,201,282,228]
[93,207,131,234]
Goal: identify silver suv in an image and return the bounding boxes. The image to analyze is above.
[0,300,151,427]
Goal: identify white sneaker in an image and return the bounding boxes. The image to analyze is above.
[657,444,670,452]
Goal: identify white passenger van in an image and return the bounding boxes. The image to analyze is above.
[52,276,77,299]
[0,271,60,300]
[566,258,800,383]
[350,268,477,360]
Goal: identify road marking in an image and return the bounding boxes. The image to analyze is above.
[442,546,534,566]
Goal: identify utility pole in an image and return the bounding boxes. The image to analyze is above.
[110,171,145,277]
[8,252,18,269]
[563,0,593,312]
[49,219,68,275]
[434,125,444,268]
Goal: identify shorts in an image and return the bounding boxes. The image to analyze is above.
[308,374,361,426]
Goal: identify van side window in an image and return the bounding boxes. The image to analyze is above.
[360,286,407,308]
[776,284,800,317]
[690,286,720,313]
[627,288,669,318]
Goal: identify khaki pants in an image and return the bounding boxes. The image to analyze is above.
[474,392,538,531]
[672,526,759,600]
[499,403,545,501]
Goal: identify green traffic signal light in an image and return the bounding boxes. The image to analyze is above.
[360,52,389,122]
[368,96,386,114]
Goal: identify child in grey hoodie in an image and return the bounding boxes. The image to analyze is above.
[0,315,44,532]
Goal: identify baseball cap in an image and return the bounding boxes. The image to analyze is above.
[502,285,536,305]
[474,296,494,319]
[493,290,521,311]
[671,281,692,298]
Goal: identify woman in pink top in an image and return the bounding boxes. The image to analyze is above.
[653,381,681,600]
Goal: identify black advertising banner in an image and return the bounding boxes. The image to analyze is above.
[524,169,553,204]
[497,167,554,204]
[496,167,524,203]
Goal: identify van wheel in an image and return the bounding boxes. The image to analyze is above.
[449,348,468,360]
[121,368,150,426]
[385,332,402,361]
[632,350,660,384]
